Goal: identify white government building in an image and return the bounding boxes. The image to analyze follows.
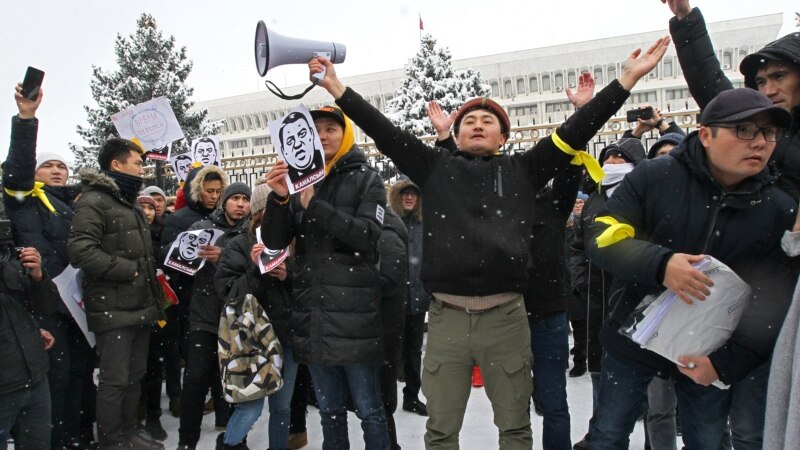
[191,13,783,185]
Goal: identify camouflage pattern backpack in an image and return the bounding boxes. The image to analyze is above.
[218,293,283,403]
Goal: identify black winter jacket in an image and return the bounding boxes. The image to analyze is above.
[524,165,582,319]
[262,146,386,365]
[214,232,294,346]
[388,178,430,315]
[379,209,408,368]
[160,166,226,308]
[586,132,798,385]
[68,170,163,333]
[670,7,800,200]
[335,82,630,296]
[570,190,614,372]
[0,260,51,395]
[3,116,80,318]
[187,209,249,335]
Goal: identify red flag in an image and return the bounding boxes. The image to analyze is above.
[419,14,424,30]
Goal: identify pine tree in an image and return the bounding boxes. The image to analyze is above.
[70,14,216,190]
[386,33,491,136]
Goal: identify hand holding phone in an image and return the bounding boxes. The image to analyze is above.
[626,106,654,123]
[21,66,45,100]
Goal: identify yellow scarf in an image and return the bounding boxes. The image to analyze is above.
[4,181,58,214]
[323,109,355,175]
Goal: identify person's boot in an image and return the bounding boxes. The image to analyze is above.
[216,432,250,450]
[402,397,428,416]
[471,365,483,388]
[143,415,167,441]
[286,431,308,449]
[572,432,590,450]
[127,430,164,450]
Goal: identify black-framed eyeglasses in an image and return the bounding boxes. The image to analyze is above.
[709,123,780,142]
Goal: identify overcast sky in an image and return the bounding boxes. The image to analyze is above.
[1,0,797,163]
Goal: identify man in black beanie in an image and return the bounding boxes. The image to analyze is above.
[68,138,164,450]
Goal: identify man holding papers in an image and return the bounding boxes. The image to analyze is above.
[586,88,799,450]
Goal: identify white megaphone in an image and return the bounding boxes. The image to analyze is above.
[254,20,346,84]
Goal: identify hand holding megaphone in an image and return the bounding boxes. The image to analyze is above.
[309,56,346,100]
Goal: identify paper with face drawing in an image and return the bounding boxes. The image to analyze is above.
[255,227,290,274]
[268,104,325,194]
[189,136,221,167]
[164,229,225,275]
[111,97,185,152]
[169,149,195,183]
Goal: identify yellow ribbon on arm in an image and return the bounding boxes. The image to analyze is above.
[594,216,635,248]
[551,131,605,184]
[4,181,58,214]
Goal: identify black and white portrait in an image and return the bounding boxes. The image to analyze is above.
[268,105,325,194]
[191,136,220,167]
[170,153,194,183]
[164,229,223,275]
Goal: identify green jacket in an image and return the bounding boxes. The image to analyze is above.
[68,170,162,333]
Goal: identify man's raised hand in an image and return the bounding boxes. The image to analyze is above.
[619,36,671,91]
[565,71,596,109]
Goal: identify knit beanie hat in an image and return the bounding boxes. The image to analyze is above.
[222,182,252,208]
[137,195,157,208]
[250,179,273,216]
[141,185,167,199]
[36,152,70,174]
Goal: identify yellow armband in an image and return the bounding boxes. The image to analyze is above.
[594,216,635,248]
[551,131,604,184]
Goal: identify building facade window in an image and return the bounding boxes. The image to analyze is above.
[517,78,526,95]
[542,74,551,92]
[545,101,571,113]
[722,50,732,69]
[663,58,673,77]
[491,81,500,97]
[568,70,576,88]
[504,79,513,98]
[253,136,271,146]
[554,72,564,91]
[529,75,538,93]
[665,87,690,101]
[594,67,604,85]
[229,139,248,149]
[607,64,616,82]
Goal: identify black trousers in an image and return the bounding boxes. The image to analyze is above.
[141,325,167,416]
[95,326,150,446]
[177,330,230,447]
[401,312,426,400]
[289,364,311,434]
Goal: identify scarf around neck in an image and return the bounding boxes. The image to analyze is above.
[601,163,635,198]
[103,170,144,203]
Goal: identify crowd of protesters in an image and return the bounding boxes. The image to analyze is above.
[2,2,800,450]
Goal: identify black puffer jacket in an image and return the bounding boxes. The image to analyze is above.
[214,232,293,345]
[187,209,249,335]
[379,209,408,368]
[670,8,800,200]
[262,146,386,366]
[570,190,614,372]
[3,116,77,280]
[335,82,630,296]
[68,170,162,333]
[160,165,228,305]
[3,116,80,318]
[586,132,798,385]
[0,259,51,395]
[523,165,582,319]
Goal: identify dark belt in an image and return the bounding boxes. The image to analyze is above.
[440,301,503,314]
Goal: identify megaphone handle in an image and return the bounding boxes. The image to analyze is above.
[312,67,326,84]
[311,51,331,84]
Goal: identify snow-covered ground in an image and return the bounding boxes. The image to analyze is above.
[151,334,653,450]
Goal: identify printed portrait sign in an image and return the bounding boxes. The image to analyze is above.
[111,97,185,152]
[190,136,221,167]
[163,229,225,276]
[268,104,325,194]
[169,150,195,183]
[255,227,290,274]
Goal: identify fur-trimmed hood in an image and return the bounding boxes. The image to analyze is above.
[389,178,422,222]
[185,165,228,212]
[79,169,121,195]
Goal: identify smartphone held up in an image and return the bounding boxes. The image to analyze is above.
[21,66,45,100]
